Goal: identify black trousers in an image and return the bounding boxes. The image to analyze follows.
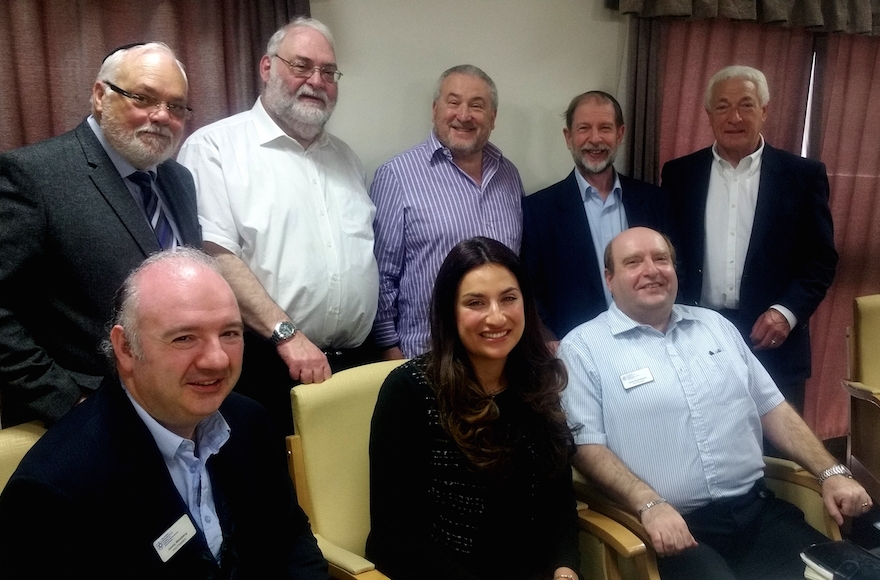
[233,330,380,436]
[657,480,828,580]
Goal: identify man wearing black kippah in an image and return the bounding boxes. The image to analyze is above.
[0,42,201,427]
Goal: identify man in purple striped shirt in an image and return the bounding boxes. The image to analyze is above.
[370,64,524,359]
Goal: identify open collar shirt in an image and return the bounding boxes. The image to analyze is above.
[370,130,524,357]
[124,387,231,560]
[558,303,784,513]
[575,168,626,307]
[178,99,378,349]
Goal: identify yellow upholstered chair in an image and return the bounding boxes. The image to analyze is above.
[842,294,880,502]
[0,421,46,491]
[287,360,404,580]
[573,457,841,580]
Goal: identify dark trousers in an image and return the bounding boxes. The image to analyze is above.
[234,331,381,436]
[657,480,828,580]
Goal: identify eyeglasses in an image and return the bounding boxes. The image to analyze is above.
[272,55,342,83]
[103,81,193,120]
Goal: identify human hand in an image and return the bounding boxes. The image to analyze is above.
[381,346,405,361]
[640,502,698,556]
[276,333,331,384]
[822,475,873,525]
[750,308,791,350]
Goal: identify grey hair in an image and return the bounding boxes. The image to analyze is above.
[705,65,770,110]
[101,248,220,363]
[434,64,498,111]
[266,17,336,56]
[95,42,188,89]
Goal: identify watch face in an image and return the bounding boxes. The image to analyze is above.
[273,321,296,343]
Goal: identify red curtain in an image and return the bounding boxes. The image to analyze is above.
[658,18,814,168]
[806,35,880,439]
[0,0,307,153]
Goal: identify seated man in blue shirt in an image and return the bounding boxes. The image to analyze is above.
[559,227,870,580]
[0,249,328,580]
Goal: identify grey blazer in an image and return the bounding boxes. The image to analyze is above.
[0,119,201,426]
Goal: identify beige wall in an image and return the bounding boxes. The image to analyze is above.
[310,0,629,193]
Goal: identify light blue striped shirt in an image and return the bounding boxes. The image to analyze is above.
[371,131,524,357]
[558,303,784,514]
[125,388,231,560]
[575,169,626,307]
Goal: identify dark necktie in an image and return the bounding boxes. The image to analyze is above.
[129,171,174,250]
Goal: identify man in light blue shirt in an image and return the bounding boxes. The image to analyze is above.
[559,227,869,580]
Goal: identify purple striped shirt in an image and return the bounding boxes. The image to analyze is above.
[370,131,524,357]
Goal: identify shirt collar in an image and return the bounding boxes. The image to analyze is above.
[86,115,157,178]
[122,383,230,462]
[711,135,765,175]
[252,97,334,152]
[428,129,502,164]
[574,168,622,204]
[606,302,694,336]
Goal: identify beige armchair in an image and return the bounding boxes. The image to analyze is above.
[842,293,880,502]
[287,360,404,580]
[572,457,841,580]
[0,421,46,491]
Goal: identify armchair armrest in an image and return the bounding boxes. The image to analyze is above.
[842,380,880,401]
[314,534,390,580]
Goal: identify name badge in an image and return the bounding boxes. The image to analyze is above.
[621,367,654,390]
[154,514,196,563]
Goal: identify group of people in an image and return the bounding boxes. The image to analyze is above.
[0,14,871,580]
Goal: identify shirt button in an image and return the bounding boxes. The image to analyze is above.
[205,516,212,523]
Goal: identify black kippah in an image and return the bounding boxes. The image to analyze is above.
[102,43,146,62]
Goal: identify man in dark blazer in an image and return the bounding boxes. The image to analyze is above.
[522,91,673,341]
[662,66,837,412]
[0,249,328,579]
[0,42,200,427]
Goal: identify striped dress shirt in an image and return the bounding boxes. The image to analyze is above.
[558,303,784,514]
[370,131,524,357]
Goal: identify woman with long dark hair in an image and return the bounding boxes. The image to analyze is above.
[366,237,580,580]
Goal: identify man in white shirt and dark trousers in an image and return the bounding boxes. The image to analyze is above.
[661,65,837,415]
[179,17,379,434]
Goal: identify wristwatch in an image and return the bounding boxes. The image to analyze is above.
[271,320,297,345]
[817,464,853,484]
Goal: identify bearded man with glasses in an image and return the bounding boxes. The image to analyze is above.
[178,17,379,436]
[0,42,201,428]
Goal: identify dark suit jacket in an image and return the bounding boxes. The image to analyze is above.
[0,120,201,426]
[522,170,674,339]
[0,380,328,580]
[661,144,837,382]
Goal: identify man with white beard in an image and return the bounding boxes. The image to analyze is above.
[0,42,201,428]
[521,91,675,344]
[178,18,379,435]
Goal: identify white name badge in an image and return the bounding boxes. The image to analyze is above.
[621,367,654,390]
[154,514,196,563]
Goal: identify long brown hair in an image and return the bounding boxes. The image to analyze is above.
[425,237,571,474]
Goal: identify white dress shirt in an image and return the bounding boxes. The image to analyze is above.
[178,99,379,349]
[703,138,795,327]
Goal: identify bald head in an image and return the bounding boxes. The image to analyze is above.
[108,249,244,439]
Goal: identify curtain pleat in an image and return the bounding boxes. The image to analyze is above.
[0,0,308,153]
[618,0,880,36]
[806,34,880,439]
